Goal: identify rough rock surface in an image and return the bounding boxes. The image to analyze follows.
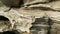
[0,0,60,34]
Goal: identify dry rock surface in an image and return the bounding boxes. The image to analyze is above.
[0,0,60,34]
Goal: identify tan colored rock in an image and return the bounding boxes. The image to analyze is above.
[0,0,60,34]
[24,0,49,5]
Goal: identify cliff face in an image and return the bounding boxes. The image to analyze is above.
[0,0,60,34]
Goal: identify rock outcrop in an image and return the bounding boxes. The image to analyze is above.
[0,0,60,34]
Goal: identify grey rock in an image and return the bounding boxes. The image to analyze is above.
[0,0,22,7]
[0,1,10,12]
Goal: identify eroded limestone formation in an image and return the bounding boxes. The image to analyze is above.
[0,0,60,34]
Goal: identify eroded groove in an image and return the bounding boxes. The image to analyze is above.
[24,0,59,7]
[30,17,48,34]
[25,5,60,12]
[47,18,52,34]
[24,2,49,6]
[49,0,59,2]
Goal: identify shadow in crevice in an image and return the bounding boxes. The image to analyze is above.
[49,0,59,2]
[0,31,19,34]
[0,16,9,21]
[0,31,16,34]
[0,16,10,25]
[30,17,48,34]
[47,18,52,34]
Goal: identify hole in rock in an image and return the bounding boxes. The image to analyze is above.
[0,16,10,25]
[0,16,9,21]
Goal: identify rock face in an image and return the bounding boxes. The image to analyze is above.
[0,0,23,7]
[0,0,60,34]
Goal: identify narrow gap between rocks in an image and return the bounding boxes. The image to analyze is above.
[47,18,52,34]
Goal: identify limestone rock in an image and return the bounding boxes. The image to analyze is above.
[24,0,47,5]
[0,0,60,34]
[24,0,60,11]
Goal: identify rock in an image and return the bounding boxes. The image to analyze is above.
[0,1,10,12]
[24,0,50,5]
[0,0,60,34]
[0,0,22,7]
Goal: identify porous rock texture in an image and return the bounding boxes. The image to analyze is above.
[0,0,60,34]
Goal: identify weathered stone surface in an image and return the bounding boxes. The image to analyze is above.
[0,1,10,12]
[24,0,49,5]
[0,0,23,8]
[0,0,60,34]
[0,8,35,34]
[24,0,60,11]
